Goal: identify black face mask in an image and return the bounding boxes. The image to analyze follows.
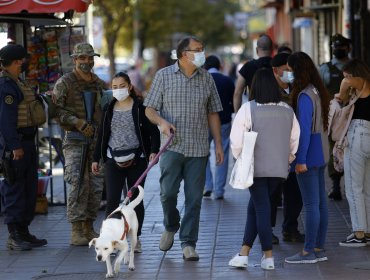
[333,49,348,59]
[21,62,29,73]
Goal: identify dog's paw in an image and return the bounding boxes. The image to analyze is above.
[114,263,121,274]
[128,265,135,271]
[105,272,114,278]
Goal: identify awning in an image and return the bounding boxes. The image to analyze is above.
[0,0,92,14]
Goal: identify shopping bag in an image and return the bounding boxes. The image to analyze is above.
[229,130,258,189]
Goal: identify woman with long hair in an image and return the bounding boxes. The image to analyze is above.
[336,59,370,247]
[92,72,160,253]
[285,52,330,264]
[229,68,300,270]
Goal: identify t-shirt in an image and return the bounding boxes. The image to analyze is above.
[238,56,272,91]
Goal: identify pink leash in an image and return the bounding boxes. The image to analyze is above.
[122,131,175,205]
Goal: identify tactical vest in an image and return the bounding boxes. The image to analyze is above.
[0,72,45,128]
[61,71,103,129]
[325,62,344,96]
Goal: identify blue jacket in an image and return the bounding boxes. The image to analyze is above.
[0,74,23,151]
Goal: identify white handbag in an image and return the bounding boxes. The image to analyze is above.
[229,103,258,189]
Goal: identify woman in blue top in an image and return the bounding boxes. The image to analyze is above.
[285,52,330,264]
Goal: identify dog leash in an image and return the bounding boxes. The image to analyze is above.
[121,130,175,205]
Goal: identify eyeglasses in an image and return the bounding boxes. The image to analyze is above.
[185,49,204,53]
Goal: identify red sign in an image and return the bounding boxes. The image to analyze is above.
[0,0,91,13]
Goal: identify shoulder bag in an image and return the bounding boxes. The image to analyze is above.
[229,102,258,189]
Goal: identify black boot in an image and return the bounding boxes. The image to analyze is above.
[7,224,32,251]
[328,175,342,201]
[18,225,47,247]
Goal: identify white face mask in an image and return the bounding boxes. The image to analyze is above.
[280,71,291,84]
[112,88,129,101]
[191,51,206,68]
[286,71,295,83]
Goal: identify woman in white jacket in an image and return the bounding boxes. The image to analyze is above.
[228,68,300,270]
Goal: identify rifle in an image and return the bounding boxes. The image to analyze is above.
[77,91,96,201]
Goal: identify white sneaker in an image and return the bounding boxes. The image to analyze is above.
[228,254,248,268]
[261,255,274,270]
[134,239,142,253]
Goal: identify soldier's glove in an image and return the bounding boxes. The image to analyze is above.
[75,119,95,137]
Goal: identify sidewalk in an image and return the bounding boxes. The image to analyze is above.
[1,156,370,279]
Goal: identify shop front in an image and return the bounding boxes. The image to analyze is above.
[0,0,92,207]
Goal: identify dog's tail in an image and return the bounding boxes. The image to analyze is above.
[128,185,144,209]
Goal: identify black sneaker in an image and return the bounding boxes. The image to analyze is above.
[283,230,305,243]
[365,235,370,243]
[272,232,279,245]
[339,233,366,247]
[203,190,212,199]
[21,233,47,247]
[7,232,32,251]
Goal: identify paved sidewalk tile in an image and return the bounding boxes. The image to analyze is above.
[1,163,370,279]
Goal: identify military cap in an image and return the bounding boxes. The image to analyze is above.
[271,52,290,67]
[331,34,351,47]
[0,44,27,62]
[71,42,100,57]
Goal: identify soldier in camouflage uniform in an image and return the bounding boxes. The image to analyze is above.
[53,43,107,246]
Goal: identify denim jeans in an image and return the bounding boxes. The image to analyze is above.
[344,119,370,232]
[296,166,328,252]
[205,122,231,197]
[159,151,208,248]
[242,177,282,251]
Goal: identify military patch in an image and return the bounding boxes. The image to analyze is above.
[4,95,13,105]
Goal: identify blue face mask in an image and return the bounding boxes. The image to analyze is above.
[286,71,295,83]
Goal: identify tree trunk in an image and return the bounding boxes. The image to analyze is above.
[106,33,117,81]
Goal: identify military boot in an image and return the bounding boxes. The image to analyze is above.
[18,225,48,247]
[83,219,99,241]
[70,221,89,246]
[328,174,342,201]
[7,230,32,251]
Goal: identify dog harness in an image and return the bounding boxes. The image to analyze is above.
[106,210,130,240]
[120,216,130,241]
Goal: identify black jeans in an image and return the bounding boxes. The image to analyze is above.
[243,177,283,251]
[104,157,147,236]
[282,172,303,233]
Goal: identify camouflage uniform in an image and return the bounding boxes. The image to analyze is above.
[53,43,106,224]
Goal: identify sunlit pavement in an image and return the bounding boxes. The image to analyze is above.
[1,149,370,280]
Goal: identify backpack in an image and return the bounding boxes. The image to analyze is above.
[328,91,361,172]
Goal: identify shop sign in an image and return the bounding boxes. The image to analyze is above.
[0,0,91,13]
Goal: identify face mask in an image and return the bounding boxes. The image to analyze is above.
[286,71,295,83]
[78,62,94,73]
[191,51,206,68]
[333,48,348,59]
[21,62,29,73]
[113,88,129,101]
[280,71,291,84]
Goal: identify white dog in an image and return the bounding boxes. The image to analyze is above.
[89,185,144,278]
